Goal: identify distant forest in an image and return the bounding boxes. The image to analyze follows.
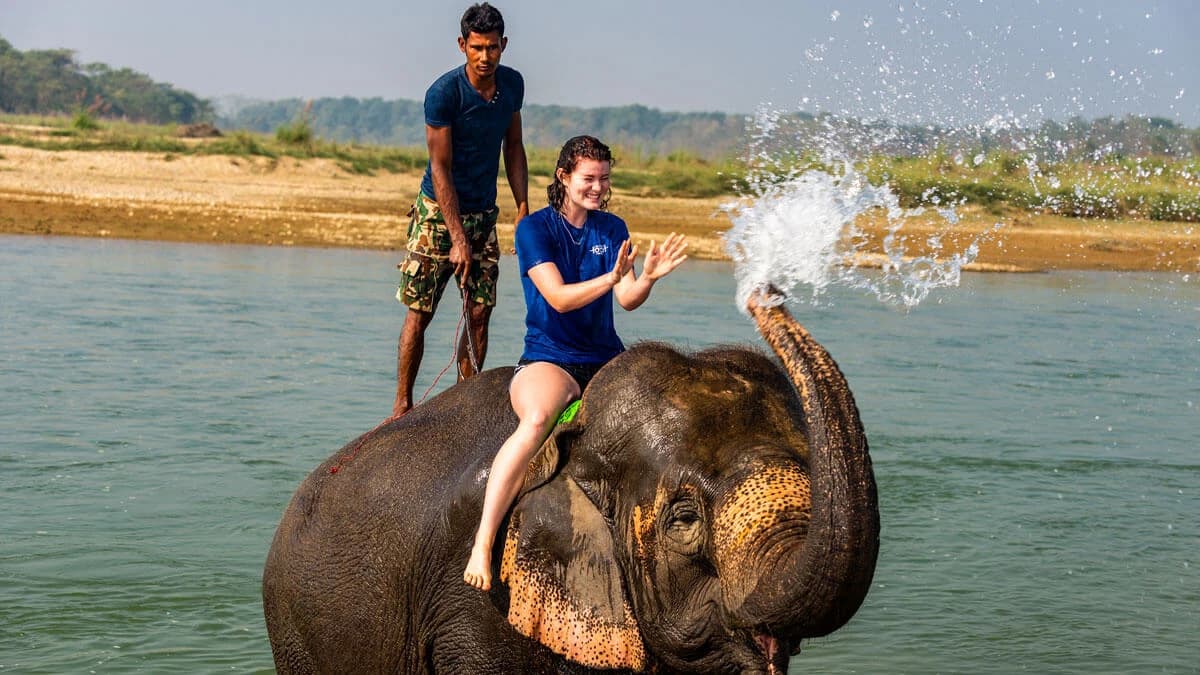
[0,37,211,124]
[218,97,1200,161]
[217,97,748,159]
[3,35,1199,161]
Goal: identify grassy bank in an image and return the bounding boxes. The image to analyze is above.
[869,150,1200,222]
[3,113,1197,222]
[0,113,742,199]
[0,113,429,177]
[2,113,1198,272]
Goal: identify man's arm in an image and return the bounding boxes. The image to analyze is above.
[426,123,471,280]
[503,111,529,224]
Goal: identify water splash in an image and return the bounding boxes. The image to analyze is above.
[721,2,1197,312]
[722,108,1002,311]
[722,167,889,308]
[722,163,999,311]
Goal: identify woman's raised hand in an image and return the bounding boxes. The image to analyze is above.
[641,233,689,281]
[609,239,636,285]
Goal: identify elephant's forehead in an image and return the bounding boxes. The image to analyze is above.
[711,463,811,572]
[659,391,810,465]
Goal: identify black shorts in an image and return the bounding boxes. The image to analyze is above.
[515,358,606,392]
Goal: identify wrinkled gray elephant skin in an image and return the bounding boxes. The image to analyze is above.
[263,287,879,674]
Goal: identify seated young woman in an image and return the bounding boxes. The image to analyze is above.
[463,135,688,590]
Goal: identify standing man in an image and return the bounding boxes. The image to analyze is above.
[394,3,528,418]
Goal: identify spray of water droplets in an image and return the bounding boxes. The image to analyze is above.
[720,2,1197,312]
[722,108,1002,312]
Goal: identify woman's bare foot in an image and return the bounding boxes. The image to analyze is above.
[463,542,492,591]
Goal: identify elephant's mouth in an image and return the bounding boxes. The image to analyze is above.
[737,632,791,675]
[754,634,778,665]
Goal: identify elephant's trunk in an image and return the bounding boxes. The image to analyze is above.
[744,284,880,638]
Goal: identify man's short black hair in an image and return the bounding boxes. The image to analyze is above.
[461,3,505,38]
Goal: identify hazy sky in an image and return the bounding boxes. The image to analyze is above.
[4,0,1199,126]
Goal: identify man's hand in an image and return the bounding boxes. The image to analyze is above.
[449,235,472,282]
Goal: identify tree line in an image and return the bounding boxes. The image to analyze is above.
[217,97,747,160]
[0,37,211,124]
[221,97,1200,162]
[3,34,1198,162]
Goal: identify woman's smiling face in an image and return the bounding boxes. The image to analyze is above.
[558,158,612,213]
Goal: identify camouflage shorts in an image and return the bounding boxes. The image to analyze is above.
[396,191,500,312]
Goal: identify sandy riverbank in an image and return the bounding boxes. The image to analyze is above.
[1,146,1198,273]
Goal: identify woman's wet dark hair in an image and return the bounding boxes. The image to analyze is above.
[548,135,615,212]
[461,3,505,38]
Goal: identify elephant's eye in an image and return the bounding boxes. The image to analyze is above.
[668,508,699,528]
[664,503,705,555]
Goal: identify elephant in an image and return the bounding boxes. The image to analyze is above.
[262,286,880,674]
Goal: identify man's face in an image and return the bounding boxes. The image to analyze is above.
[458,31,506,79]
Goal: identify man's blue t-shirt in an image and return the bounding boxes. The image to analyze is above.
[516,207,629,365]
[420,64,523,214]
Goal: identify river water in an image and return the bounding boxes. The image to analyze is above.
[1,235,1196,673]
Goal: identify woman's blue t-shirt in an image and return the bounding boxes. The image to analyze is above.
[515,207,629,365]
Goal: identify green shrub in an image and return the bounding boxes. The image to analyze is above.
[337,159,373,175]
[1148,192,1200,222]
[526,156,556,178]
[992,151,1025,176]
[956,181,1030,208]
[71,111,101,131]
[276,101,315,147]
[275,118,314,146]
[203,131,273,158]
[1045,187,1122,219]
[888,175,953,208]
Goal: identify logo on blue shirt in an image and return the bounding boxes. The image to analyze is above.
[590,244,608,255]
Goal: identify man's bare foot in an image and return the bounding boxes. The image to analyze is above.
[391,400,411,419]
[463,542,492,591]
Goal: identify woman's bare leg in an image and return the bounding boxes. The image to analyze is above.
[464,362,580,590]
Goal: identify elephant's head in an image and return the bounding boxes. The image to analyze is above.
[498,286,879,674]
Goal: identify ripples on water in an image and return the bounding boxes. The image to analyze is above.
[1,236,1197,673]
[717,9,1200,667]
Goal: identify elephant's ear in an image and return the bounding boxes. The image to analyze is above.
[516,425,569,498]
[500,474,646,670]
